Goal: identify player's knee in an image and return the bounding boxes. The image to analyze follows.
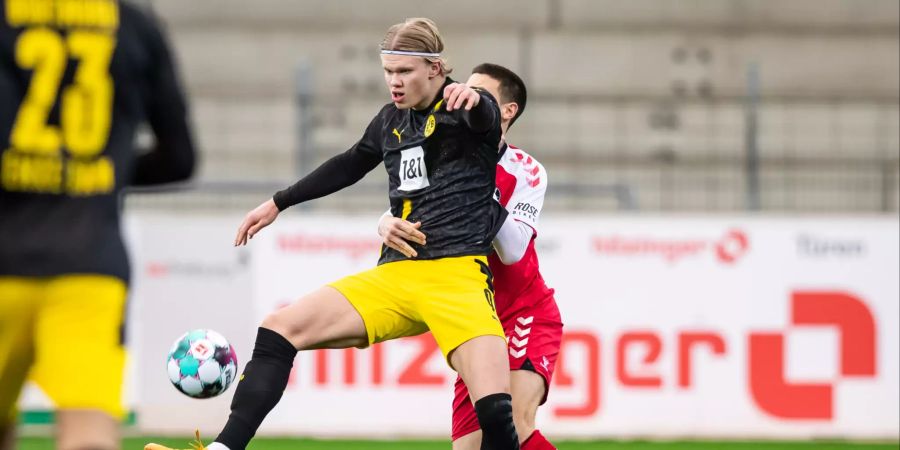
[260,310,286,335]
[260,311,303,347]
[511,395,538,429]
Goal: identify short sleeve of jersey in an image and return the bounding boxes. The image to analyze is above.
[507,161,548,233]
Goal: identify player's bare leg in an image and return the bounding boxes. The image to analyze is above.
[56,409,119,450]
[145,286,370,450]
[260,286,368,351]
[450,335,512,409]
[509,370,545,443]
[452,370,550,450]
[450,335,520,450]
[0,283,32,450]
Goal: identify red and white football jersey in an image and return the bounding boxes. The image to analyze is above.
[452,145,563,441]
[489,144,555,316]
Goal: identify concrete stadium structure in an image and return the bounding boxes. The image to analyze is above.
[132,0,899,213]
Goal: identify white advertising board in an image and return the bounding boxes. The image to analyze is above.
[18,215,898,440]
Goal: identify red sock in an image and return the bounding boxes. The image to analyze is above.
[522,430,557,450]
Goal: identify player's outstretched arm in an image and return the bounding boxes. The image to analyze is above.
[377,211,426,258]
[267,145,381,214]
[234,108,384,246]
[269,111,385,212]
[234,198,279,246]
[443,82,499,133]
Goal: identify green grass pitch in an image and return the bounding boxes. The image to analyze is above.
[16,437,900,450]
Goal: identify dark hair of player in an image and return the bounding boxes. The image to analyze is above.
[472,62,527,127]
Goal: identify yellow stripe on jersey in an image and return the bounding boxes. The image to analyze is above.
[401,198,412,220]
[433,99,444,112]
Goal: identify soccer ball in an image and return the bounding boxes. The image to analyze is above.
[166,329,239,399]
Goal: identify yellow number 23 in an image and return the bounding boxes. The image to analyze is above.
[11,27,115,158]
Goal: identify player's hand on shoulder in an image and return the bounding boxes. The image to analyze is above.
[443,83,481,112]
[234,198,280,246]
[378,215,426,258]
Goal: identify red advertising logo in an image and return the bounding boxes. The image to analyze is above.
[748,291,877,420]
[550,291,877,421]
[592,228,750,265]
[551,330,729,418]
[277,234,381,260]
[714,229,749,264]
[276,290,878,424]
[145,262,169,277]
[553,332,601,417]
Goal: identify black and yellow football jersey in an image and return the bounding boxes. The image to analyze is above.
[273,78,507,264]
[0,0,195,281]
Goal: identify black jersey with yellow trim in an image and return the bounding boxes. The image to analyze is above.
[0,0,195,281]
[272,77,507,265]
[377,79,506,264]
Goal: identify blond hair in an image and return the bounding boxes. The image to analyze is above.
[380,18,452,75]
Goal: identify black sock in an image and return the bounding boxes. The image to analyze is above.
[475,393,520,450]
[215,327,297,450]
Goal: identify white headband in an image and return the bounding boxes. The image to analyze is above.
[381,49,441,58]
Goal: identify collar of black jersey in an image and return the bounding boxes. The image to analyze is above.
[414,77,494,115]
[409,77,456,115]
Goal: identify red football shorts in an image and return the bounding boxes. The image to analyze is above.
[451,294,562,440]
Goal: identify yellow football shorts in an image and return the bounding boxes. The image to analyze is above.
[329,255,504,363]
[0,275,127,423]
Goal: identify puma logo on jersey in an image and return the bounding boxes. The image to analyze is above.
[392,128,404,143]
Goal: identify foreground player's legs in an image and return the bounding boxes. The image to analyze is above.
[452,370,555,450]
[29,276,128,450]
[509,370,555,449]
[210,286,368,450]
[451,335,520,450]
[56,410,119,450]
[0,278,37,450]
[509,370,545,444]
